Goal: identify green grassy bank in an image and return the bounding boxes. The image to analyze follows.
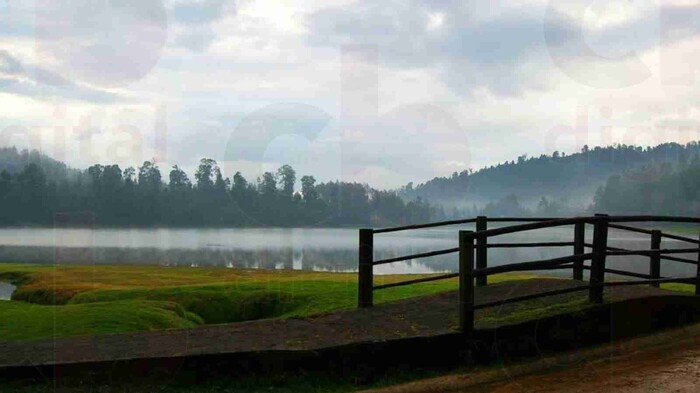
[0,263,540,341]
[0,300,202,341]
[1,263,696,342]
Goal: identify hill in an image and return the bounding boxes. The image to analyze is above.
[401,143,700,215]
[0,147,76,181]
[593,156,700,216]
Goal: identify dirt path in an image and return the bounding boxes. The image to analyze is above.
[480,347,700,392]
[364,322,700,393]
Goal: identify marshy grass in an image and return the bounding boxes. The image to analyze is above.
[0,263,568,341]
[0,300,202,341]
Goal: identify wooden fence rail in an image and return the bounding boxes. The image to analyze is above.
[358,215,700,333]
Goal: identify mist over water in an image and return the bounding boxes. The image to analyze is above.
[0,227,696,277]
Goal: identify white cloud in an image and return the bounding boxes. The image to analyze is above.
[1,0,700,189]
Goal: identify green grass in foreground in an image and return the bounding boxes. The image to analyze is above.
[7,262,688,342]
[0,263,540,341]
[66,274,539,324]
[0,300,202,341]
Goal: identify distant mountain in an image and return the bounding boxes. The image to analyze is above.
[400,143,700,214]
[0,147,76,181]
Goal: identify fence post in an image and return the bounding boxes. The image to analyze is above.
[476,216,488,287]
[696,233,700,296]
[589,214,609,304]
[459,230,475,335]
[650,230,661,288]
[573,222,585,280]
[358,228,374,308]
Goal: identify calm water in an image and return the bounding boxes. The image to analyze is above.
[0,227,696,277]
[0,282,15,300]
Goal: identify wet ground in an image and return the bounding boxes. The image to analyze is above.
[366,320,700,393]
[476,338,700,392]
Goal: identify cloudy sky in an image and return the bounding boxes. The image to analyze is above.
[1,0,700,189]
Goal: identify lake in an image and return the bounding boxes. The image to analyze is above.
[0,226,697,277]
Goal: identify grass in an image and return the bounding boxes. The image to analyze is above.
[477,296,591,328]
[661,282,697,293]
[66,274,541,323]
[0,300,202,341]
[1,262,697,341]
[0,263,540,341]
[0,264,364,305]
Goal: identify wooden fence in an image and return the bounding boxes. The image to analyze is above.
[357,215,700,333]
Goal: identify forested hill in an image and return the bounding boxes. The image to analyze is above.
[0,150,432,228]
[593,158,700,216]
[4,143,700,227]
[0,147,76,180]
[401,143,700,212]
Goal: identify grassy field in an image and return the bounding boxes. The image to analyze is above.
[0,300,202,341]
[0,263,539,341]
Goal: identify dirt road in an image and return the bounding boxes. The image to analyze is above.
[477,341,700,392]
[365,322,700,393]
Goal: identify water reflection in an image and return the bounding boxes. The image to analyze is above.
[0,282,15,300]
[0,227,696,277]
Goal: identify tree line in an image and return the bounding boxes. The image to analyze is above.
[4,141,699,227]
[593,154,700,216]
[0,153,432,227]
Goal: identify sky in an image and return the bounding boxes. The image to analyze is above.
[1,0,700,189]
